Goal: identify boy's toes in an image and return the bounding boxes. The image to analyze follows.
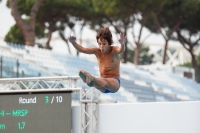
[82,70,93,84]
[79,70,86,83]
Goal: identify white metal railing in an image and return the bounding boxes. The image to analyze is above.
[0,76,80,92]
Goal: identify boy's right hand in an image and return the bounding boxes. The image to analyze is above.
[68,35,76,44]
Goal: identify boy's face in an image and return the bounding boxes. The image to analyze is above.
[98,38,111,54]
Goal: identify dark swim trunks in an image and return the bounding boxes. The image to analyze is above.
[103,78,120,93]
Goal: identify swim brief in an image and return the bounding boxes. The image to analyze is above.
[103,78,120,93]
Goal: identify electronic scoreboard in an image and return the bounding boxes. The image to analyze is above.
[0,90,72,133]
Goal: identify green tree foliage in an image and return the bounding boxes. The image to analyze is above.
[7,0,44,46]
[6,0,102,51]
[174,1,200,82]
[92,0,165,65]
[144,0,200,82]
[4,24,24,44]
[182,54,200,67]
[37,0,81,49]
[4,20,45,45]
[4,0,200,81]
[146,0,183,64]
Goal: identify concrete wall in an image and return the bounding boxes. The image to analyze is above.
[72,101,200,133]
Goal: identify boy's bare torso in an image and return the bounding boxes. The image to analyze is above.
[93,46,120,78]
[68,31,125,93]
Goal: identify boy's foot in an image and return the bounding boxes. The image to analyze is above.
[80,70,94,86]
[79,70,86,83]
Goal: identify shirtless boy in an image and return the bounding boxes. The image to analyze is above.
[68,27,126,93]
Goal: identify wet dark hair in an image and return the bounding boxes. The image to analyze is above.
[96,27,113,45]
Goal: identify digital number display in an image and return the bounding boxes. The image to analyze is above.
[0,93,71,133]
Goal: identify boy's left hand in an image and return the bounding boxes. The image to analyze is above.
[118,33,126,45]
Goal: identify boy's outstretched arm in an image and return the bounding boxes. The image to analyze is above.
[68,35,96,54]
[116,33,126,54]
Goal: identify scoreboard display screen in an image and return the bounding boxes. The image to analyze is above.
[0,92,71,133]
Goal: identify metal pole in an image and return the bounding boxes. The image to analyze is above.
[0,56,2,78]
[80,87,99,133]
[16,59,19,78]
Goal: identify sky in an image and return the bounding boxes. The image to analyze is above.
[0,0,15,39]
[0,0,182,54]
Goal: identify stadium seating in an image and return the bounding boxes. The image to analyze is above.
[0,42,200,102]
